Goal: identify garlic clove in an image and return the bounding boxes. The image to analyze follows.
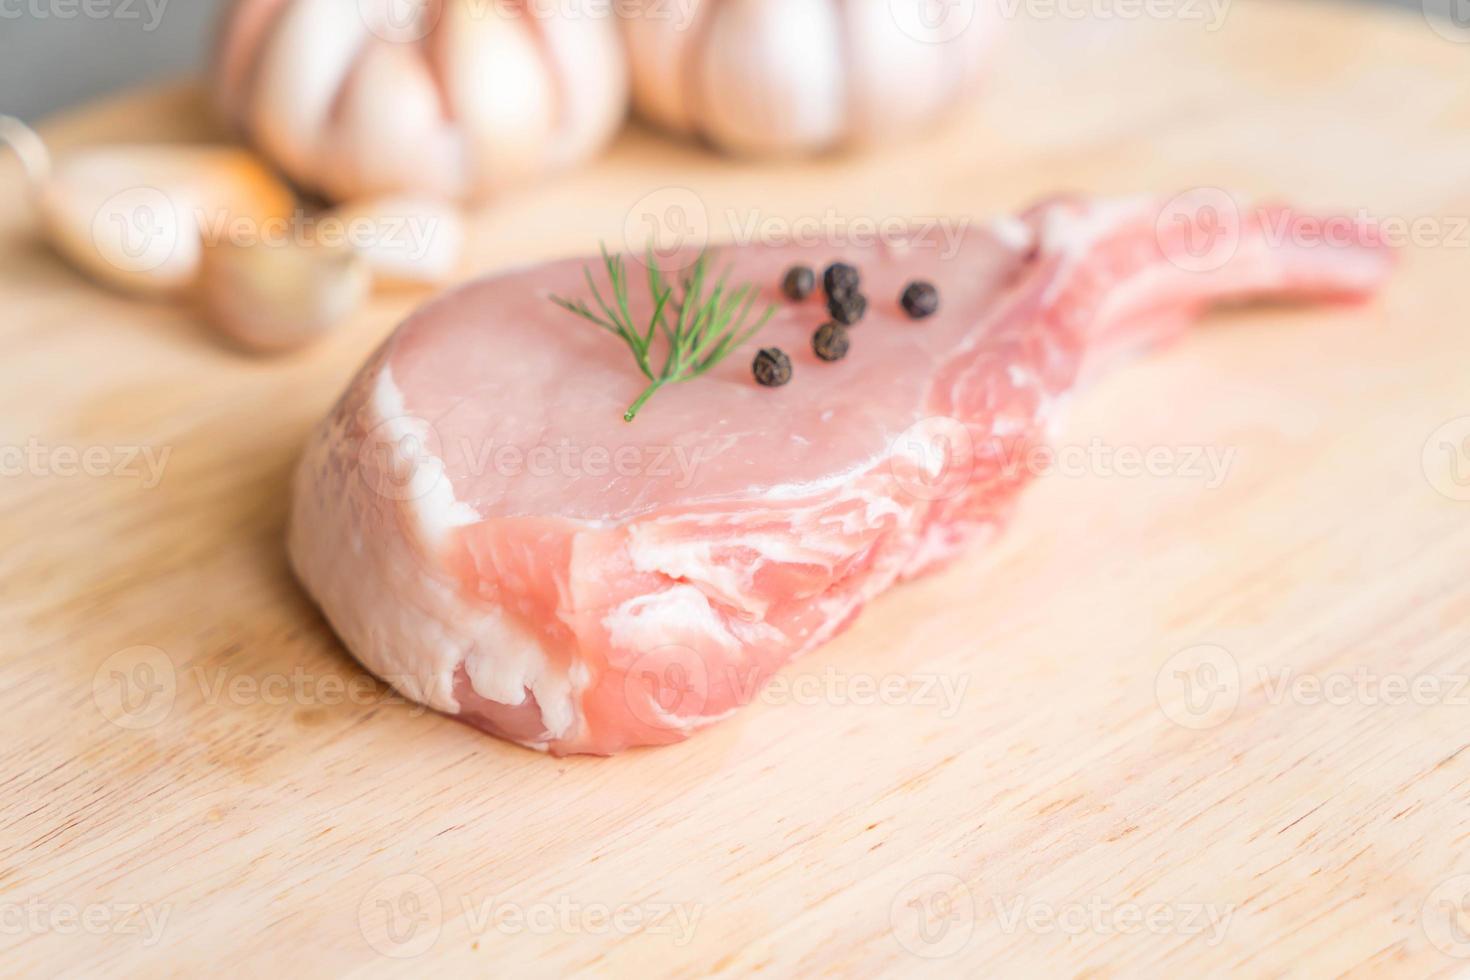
[697,0,846,157]
[533,7,632,170]
[247,0,370,191]
[323,195,464,288]
[199,234,370,354]
[619,0,703,138]
[323,42,466,203]
[436,0,556,197]
[0,125,295,298]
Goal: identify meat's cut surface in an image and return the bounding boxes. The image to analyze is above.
[288,193,1392,755]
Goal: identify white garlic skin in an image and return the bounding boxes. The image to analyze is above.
[620,0,994,157]
[214,0,630,203]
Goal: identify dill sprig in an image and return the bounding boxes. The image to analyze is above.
[551,245,777,422]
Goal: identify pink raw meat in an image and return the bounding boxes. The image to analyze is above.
[288,192,1392,755]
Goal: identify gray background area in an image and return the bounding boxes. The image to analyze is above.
[0,0,1452,122]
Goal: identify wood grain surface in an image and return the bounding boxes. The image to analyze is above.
[5,2,1470,975]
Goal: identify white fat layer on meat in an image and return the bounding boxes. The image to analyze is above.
[371,367,481,545]
[598,588,746,732]
[603,584,742,654]
[462,605,578,740]
[360,367,580,741]
[625,532,753,612]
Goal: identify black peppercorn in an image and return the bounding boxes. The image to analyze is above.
[823,262,860,299]
[900,280,939,319]
[752,348,793,387]
[812,322,850,362]
[827,290,867,326]
[782,265,816,301]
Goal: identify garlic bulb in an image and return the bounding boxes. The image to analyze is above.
[619,0,994,156]
[214,0,629,202]
[0,115,294,297]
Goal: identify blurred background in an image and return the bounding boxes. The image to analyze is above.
[0,0,1450,122]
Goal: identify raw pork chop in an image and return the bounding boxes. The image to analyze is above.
[289,193,1391,755]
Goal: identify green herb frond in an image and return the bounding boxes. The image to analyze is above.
[550,245,777,422]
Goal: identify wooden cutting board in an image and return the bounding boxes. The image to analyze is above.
[6,2,1470,975]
